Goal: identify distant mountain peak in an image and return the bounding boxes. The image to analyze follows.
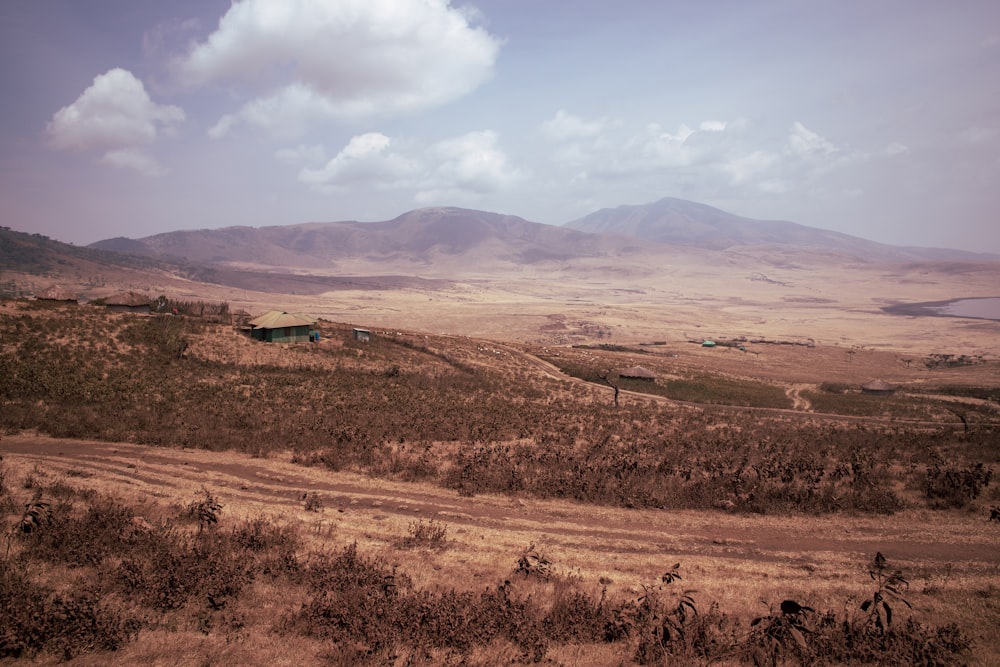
[85,198,995,268]
[565,196,992,261]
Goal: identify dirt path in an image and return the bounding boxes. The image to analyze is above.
[6,430,1000,665]
[4,434,997,574]
[785,383,814,411]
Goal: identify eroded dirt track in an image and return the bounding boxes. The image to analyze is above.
[5,434,998,580]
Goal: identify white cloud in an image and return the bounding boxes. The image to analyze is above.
[177,0,501,136]
[100,148,167,176]
[274,143,327,166]
[884,142,909,156]
[540,110,607,141]
[425,130,520,194]
[699,120,727,132]
[722,150,779,185]
[539,110,618,168]
[299,129,520,204]
[786,121,838,158]
[627,122,699,168]
[299,132,416,189]
[46,68,184,173]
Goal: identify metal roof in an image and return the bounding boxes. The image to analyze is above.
[248,310,317,329]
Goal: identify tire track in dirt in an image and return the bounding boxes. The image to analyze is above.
[4,434,997,570]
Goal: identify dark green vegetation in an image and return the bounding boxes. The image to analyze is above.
[545,348,998,420]
[0,227,164,284]
[0,475,973,665]
[553,354,793,409]
[1,302,997,516]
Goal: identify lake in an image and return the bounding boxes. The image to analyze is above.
[931,297,1000,321]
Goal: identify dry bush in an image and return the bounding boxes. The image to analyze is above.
[1,306,997,520]
[0,565,139,660]
[0,473,976,664]
[396,519,449,550]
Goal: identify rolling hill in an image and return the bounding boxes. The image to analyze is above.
[90,207,648,272]
[89,199,997,273]
[565,197,996,261]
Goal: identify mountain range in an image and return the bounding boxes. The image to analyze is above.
[90,197,996,272]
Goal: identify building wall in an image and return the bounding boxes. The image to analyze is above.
[255,325,312,343]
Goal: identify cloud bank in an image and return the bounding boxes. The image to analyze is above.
[178,0,502,137]
[46,68,184,175]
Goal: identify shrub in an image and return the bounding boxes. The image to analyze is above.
[0,564,138,660]
[396,519,449,550]
[925,455,993,508]
[18,498,134,568]
[187,487,223,532]
[514,543,552,580]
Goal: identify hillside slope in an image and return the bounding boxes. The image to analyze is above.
[565,197,997,261]
[91,207,648,271]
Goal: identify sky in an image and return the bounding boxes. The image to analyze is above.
[1,0,999,253]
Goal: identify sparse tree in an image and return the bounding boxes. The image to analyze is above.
[946,406,970,434]
[598,372,620,407]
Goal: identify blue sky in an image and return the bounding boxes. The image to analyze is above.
[1,0,998,253]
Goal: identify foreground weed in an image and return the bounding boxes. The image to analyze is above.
[748,599,815,666]
[397,519,449,550]
[514,543,552,580]
[861,551,912,633]
[302,491,323,512]
[188,487,222,532]
[5,500,52,560]
[0,564,139,660]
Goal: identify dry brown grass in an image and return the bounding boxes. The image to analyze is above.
[2,246,999,664]
[4,436,998,664]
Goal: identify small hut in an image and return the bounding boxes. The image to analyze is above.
[247,310,317,343]
[861,379,895,395]
[103,291,152,313]
[353,328,371,342]
[35,284,78,304]
[618,366,656,381]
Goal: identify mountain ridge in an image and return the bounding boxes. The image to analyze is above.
[564,197,996,262]
[89,198,997,269]
[90,206,651,273]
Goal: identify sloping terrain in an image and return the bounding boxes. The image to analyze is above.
[566,197,998,261]
[1,302,998,664]
[88,198,997,278]
[90,207,648,273]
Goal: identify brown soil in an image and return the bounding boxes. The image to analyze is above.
[5,433,997,583]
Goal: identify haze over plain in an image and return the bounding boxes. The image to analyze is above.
[2,0,999,253]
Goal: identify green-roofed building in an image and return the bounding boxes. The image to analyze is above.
[247,310,317,342]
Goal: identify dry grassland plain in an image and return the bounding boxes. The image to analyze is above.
[2,250,999,665]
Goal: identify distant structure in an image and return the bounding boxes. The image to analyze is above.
[701,340,716,348]
[35,284,78,304]
[247,310,317,343]
[618,366,656,381]
[861,379,895,395]
[353,328,371,342]
[103,291,152,313]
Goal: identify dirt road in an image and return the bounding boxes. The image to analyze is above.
[4,433,997,581]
